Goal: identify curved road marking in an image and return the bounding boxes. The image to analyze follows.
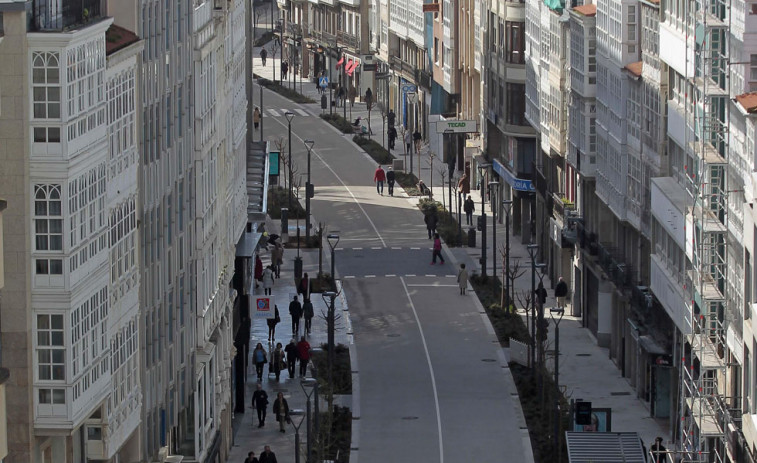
[269,114,387,247]
[400,276,444,463]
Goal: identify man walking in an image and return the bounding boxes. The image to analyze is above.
[285,338,298,378]
[464,195,475,225]
[303,298,314,335]
[260,48,268,66]
[386,166,396,196]
[259,446,278,463]
[374,164,386,195]
[424,210,438,239]
[404,129,412,154]
[289,296,302,336]
[251,383,269,428]
[297,336,311,377]
[555,277,568,309]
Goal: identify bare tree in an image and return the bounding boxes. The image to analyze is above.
[498,251,527,312]
[436,165,448,207]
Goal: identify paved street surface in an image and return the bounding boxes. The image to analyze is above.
[229,40,670,460]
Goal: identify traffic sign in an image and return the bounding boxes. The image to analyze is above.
[407,92,418,104]
[254,296,275,318]
[319,76,329,88]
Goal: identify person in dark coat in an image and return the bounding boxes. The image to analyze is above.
[289,296,303,336]
[284,338,298,378]
[271,342,285,381]
[245,451,259,463]
[303,298,314,334]
[463,195,475,225]
[424,210,439,239]
[259,48,268,66]
[298,273,309,299]
[555,276,569,309]
[272,392,290,432]
[259,446,278,463]
[650,437,667,463]
[386,167,396,196]
[266,305,280,341]
[254,254,263,288]
[251,383,269,427]
[388,126,397,149]
[413,129,422,152]
[535,282,548,308]
[457,172,470,195]
[296,337,311,377]
[387,109,396,127]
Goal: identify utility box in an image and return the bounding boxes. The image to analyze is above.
[392,159,404,171]
[468,227,476,247]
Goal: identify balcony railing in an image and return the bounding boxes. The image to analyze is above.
[31,0,103,32]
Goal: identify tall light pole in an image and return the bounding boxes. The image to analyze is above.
[286,111,295,208]
[535,262,547,402]
[488,181,499,279]
[550,307,565,462]
[478,164,490,278]
[503,199,513,310]
[322,290,337,413]
[304,139,315,242]
[527,243,539,369]
[288,409,306,463]
[301,378,318,462]
[327,233,340,281]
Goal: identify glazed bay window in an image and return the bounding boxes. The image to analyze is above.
[37,314,65,381]
[32,52,60,119]
[506,21,524,64]
[34,185,63,284]
[506,83,526,126]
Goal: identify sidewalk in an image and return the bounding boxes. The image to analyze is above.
[228,218,353,462]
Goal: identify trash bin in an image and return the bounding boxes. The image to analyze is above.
[294,256,303,280]
[468,227,476,248]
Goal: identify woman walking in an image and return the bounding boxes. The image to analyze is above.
[266,305,280,342]
[431,233,445,265]
[252,343,268,382]
[262,265,274,296]
[272,392,290,433]
[457,264,469,295]
[271,242,284,278]
[271,342,285,381]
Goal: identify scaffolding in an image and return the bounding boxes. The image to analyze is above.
[678,0,735,461]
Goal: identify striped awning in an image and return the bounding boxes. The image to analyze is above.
[566,432,647,463]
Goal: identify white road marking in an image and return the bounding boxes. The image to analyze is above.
[269,115,388,247]
[267,108,280,117]
[295,108,309,116]
[343,275,356,279]
[391,247,401,250]
[371,246,381,249]
[400,277,444,463]
[410,247,421,250]
[406,284,458,287]
[405,274,416,277]
[425,274,436,277]
[352,247,363,250]
[385,274,396,277]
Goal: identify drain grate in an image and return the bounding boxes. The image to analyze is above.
[482,358,497,362]
[611,391,631,396]
[576,353,592,357]
[402,416,419,420]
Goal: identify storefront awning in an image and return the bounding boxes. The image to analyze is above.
[336,56,344,69]
[347,59,360,76]
[566,432,646,463]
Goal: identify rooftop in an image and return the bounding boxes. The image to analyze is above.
[105,24,140,55]
[572,4,597,16]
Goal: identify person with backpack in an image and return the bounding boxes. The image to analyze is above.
[431,233,445,265]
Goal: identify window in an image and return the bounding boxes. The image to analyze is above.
[32,52,60,119]
[750,54,757,81]
[34,185,63,251]
[434,38,439,64]
[506,21,525,64]
[38,388,65,404]
[506,83,526,126]
[37,314,65,381]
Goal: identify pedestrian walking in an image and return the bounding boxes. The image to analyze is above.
[431,233,445,264]
[281,61,288,80]
[251,383,269,428]
[252,343,268,382]
[289,295,303,336]
[272,392,290,433]
[464,195,475,225]
[457,264,469,295]
[337,86,346,107]
[424,210,439,239]
[270,342,285,381]
[457,172,470,195]
[555,276,568,309]
[254,254,263,289]
[298,272,309,299]
[271,242,283,278]
[296,336,311,377]
[374,164,386,195]
[535,282,548,308]
[413,129,422,152]
[259,446,278,463]
[386,166,396,196]
[650,437,667,463]
[365,87,373,107]
[245,451,259,463]
[303,298,314,334]
[388,126,397,149]
[260,48,268,66]
[404,128,412,154]
[266,305,280,342]
[387,109,396,127]
[262,265,274,295]
[253,107,261,130]
[348,85,357,107]
[285,338,298,378]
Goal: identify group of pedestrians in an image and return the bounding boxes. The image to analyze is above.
[244,445,278,463]
[373,165,396,196]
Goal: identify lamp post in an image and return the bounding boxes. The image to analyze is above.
[502,199,513,310]
[321,291,337,413]
[289,409,306,463]
[477,163,490,278]
[301,378,318,462]
[550,307,565,462]
[277,19,284,86]
[327,233,340,281]
[527,244,539,369]
[488,181,499,279]
[286,111,295,209]
[535,262,547,402]
[304,139,315,242]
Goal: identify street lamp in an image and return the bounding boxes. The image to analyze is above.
[286,111,295,209]
[502,199,513,311]
[326,233,340,281]
[526,243,539,369]
[477,163,490,278]
[304,139,315,242]
[488,181,499,279]
[301,378,319,462]
[321,291,337,412]
[277,19,284,86]
[549,307,565,461]
[289,408,307,463]
[535,262,547,401]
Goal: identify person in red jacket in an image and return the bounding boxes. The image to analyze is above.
[296,336,311,377]
[373,165,386,195]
